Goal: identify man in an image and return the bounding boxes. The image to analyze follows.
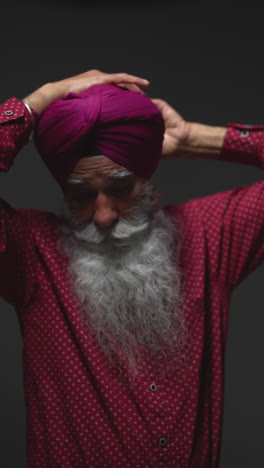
[0,69,263,467]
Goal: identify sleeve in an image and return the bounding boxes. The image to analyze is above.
[0,98,38,306]
[0,97,38,171]
[196,123,264,292]
[220,122,264,168]
[0,200,36,308]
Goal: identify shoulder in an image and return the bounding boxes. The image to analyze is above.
[163,185,252,224]
[0,200,61,240]
[16,207,62,241]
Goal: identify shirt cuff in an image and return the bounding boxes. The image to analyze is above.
[220,123,264,169]
[0,97,38,171]
[0,96,37,137]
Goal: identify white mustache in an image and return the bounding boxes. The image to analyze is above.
[74,215,150,244]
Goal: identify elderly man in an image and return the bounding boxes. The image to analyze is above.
[0,69,263,467]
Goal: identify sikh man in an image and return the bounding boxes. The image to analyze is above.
[0,69,263,468]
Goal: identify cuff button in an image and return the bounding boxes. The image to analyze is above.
[158,438,167,447]
[4,110,13,116]
[240,130,249,138]
[150,383,157,392]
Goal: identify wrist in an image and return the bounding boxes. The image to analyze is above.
[23,83,61,116]
[179,122,227,159]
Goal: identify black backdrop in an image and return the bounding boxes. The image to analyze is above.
[1,1,264,467]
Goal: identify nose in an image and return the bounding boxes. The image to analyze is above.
[93,192,119,228]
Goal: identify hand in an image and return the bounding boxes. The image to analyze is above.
[152,98,190,159]
[52,69,149,96]
[23,69,150,115]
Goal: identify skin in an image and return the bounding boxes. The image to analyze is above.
[152,98,227,159]
[64,156,146,228]
[23,69,150,115]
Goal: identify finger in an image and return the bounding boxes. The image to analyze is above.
[108,73,150,86]
[91,75,146,91]
[116,83,145,93]
[78,69,101,77]
[151,98,166,111]
[151,98,167,107]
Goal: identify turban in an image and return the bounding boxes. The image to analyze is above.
[34,84,165,187]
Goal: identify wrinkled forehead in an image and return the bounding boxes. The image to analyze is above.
[69,155,134,182]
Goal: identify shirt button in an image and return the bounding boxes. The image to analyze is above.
[150,383,157,392]
[240,130,249,138]
[158,437,167,447]
[4,110,13,116]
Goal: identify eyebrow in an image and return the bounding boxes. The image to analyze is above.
[105,170,134,180]
[66,178,85,184]
[66,170,134,184]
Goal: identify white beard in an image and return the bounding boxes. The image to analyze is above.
[59,182,187,375]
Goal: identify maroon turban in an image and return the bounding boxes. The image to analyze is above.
[34,84,165,187]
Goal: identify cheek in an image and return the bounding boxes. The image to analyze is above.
[67,200,94,222]
[116,187,143,215]
[116,200,133,216]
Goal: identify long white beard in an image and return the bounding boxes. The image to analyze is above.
[60,183,187,375]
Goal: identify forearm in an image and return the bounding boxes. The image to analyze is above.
[23,83,61,115]
[179,121,264,170]
[0,84,61,172]
[179,122,227,159]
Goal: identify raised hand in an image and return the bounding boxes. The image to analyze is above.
[152,98,190,159]
[24,69,150,115]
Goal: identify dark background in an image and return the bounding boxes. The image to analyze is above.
[1,1,264,466]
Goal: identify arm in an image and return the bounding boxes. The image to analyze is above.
[0,98,38,171]
[155,98,264,290]
[151,98,226,160]
[152,98,264,167]
[179,122,227,158]
[180,122,264,169]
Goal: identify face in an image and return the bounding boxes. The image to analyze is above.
[64,156,147,229]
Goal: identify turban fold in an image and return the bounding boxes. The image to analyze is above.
[34,84,165,187]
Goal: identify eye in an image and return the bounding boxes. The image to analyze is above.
[108,185,134,197]
[70,190,97,204]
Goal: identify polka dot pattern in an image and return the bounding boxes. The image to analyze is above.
[0,97,38,171]
[0,114,264,466]
[221,122,264,168]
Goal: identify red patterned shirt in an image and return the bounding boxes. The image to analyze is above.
[1,98,264,467]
